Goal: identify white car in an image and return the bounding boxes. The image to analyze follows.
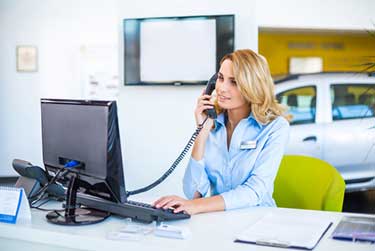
[275,72,375,192]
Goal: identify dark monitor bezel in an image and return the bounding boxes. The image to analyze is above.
[123,14,235,86]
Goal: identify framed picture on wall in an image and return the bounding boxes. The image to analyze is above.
[16,45,38,72]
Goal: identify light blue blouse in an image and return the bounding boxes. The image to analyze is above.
[183,112,290,210]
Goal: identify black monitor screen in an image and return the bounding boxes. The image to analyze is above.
[41,99,127,203]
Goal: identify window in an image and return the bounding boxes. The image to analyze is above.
[277,86,316,125]
[331,84,375,121]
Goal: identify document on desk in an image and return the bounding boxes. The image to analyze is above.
[235,211,332,250]
[0,186,31,224]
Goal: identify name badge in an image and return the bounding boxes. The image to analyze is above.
[240,140,257,150]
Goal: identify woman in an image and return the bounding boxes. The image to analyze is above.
[154,49,290,215]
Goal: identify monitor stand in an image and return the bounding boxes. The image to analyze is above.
[46,173,110,225]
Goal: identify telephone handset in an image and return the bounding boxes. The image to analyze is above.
[204,73,218,119]
[126,73,218,196]
[12,159,65,201]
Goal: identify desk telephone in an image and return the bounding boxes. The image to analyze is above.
[12,159,65,201]
[203,73,218,119]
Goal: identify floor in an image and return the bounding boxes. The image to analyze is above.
[1,177,374,214]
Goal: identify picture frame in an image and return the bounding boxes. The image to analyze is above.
[16,45,38,72]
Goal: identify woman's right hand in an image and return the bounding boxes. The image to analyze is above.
[195,93,215,129]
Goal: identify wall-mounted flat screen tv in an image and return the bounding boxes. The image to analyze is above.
[123,15,234,85]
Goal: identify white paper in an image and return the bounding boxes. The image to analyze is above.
[80,45,120,99]
[17,188,32,224]
[0,187,31,224]
[0,188,21,216]
[236,212,332,249]
[140,19,216,82]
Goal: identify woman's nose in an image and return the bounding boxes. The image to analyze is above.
[217,80,230,93]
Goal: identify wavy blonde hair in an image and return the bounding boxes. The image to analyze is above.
[216,49,287,124]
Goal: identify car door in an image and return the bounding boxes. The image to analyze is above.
[276,85,323,159]
[323,83,375,182]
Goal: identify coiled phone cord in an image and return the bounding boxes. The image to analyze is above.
[126,116,209,196]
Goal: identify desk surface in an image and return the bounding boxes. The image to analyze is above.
[0,199,374,251]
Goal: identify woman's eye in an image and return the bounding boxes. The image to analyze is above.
[218,75,224,81]
[231,80,237,85]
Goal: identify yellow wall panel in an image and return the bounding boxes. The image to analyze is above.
[259,32,375,76]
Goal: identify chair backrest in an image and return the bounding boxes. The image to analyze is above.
[273,155,345,212]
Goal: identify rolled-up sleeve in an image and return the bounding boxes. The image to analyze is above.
[220,119,290,210]
[183,157,210,199]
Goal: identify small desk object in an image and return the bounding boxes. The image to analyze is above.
[0,186,31,224]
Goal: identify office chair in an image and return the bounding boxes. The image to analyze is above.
[273,155,346,212]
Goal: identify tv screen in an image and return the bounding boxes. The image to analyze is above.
[123,15,234,85]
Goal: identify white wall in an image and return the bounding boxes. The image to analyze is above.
[0,0,256,197]
[256,0,375,30]
[0,0,118,171]
[1,0,373,198]
[116,0,257,196]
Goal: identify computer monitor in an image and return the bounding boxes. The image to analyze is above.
[41,98,191,224]
[41,99,126,225]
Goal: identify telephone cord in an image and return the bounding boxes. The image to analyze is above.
[126,116,209,196]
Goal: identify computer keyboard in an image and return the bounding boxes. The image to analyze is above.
[77,194,190,223]
[126,200,190,222]
[126,200,154,208]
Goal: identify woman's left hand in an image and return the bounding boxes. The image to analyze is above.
[153,195,199,215]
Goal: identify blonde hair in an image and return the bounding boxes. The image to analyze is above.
[216,49,287,124]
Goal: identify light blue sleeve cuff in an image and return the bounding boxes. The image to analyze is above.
[220,190,236,210]
[183,157,210,199]
[220,185,260,210]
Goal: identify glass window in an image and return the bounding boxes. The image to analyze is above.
[276,86,316,125]
[331,84,375,121]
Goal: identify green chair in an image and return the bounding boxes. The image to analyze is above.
[273,155,346,212]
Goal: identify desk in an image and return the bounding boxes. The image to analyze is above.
[0,201,373,251]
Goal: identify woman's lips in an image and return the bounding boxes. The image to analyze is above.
[218,94,230,102]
